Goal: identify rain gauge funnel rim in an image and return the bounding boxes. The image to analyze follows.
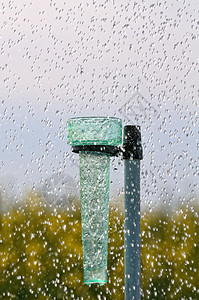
[67,116,122,285]
[67,116,122,146]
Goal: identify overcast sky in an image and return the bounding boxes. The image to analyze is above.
[0,0,198,210]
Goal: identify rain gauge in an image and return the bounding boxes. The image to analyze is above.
[67,116,143,299]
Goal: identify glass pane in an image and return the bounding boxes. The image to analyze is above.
[0,0,198,298]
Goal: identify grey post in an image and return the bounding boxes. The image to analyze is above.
[123,125,143,300]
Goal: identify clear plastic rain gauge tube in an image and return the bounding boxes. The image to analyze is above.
[67,117,122,285]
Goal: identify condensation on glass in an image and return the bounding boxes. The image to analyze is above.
[0,0,198,298]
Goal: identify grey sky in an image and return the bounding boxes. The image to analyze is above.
[0,0,198,209]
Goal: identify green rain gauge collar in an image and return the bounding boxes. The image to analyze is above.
[67,117,122,286]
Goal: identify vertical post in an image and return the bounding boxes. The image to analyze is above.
[123,125,143,300]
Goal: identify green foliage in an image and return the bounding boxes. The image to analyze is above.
[0,193,199,299]
[0,193,124,299]
[141,207,199,299]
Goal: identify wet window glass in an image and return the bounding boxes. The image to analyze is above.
[0,0,198,298]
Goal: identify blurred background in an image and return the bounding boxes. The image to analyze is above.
[0,0,198,298]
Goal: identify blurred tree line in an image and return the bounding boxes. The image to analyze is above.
[0,192,199,299]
